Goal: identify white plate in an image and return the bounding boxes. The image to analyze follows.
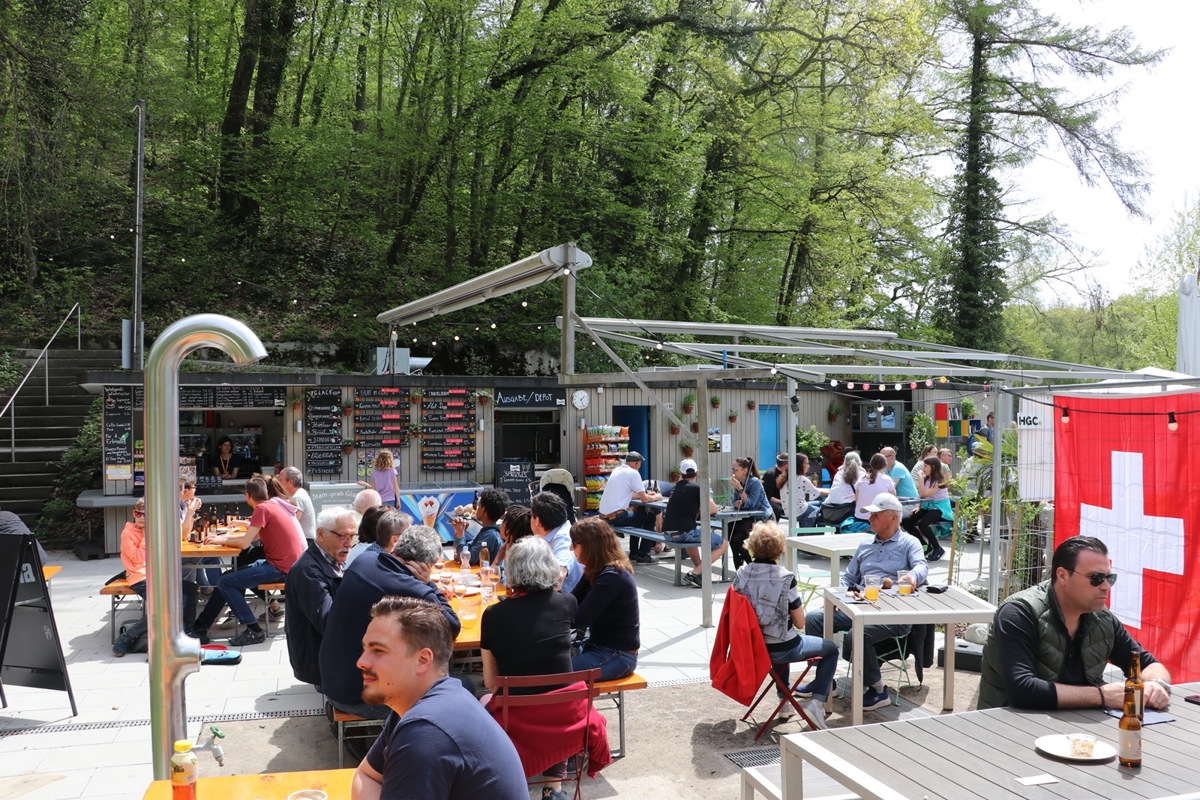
[1034,734,1117,762]
[454,586,481,596]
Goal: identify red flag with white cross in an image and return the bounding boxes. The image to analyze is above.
[1054,392,1200,682]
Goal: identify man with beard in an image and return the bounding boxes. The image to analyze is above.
[350,597,526,800]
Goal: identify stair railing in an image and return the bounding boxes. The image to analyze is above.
[1,303,84,462]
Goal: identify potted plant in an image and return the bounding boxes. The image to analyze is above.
[747,399,757,410]
[709,394,721,409]
[796,425,831,459]
[680,439,696,457]
[341,439,356,455]
[668,467,681,483]
[960,397,977,419]
[669,421,681,435]
[407,422,423,438]
[681,391,696,414]
[288,393,303,412]
[691,421,700,433]
[827,400,844,423]
[410,388,423,401]
[476,390,492,406]
[342,402,353,417]
[728,409,739,423]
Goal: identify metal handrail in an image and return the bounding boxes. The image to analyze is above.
[1,303,84,461]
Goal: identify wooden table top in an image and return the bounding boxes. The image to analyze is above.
[438,566,506,651]
[181,540,243,558]
[782,682,1200,799]
[143,768,353,799]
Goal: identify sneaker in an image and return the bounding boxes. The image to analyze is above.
[793,678,835,699]
[862,686,891,711]
[684,572,703,588]
[541,788,571,800]
[112,634,133,657]
[228,627,267,647]
[632,553,655,564]
[775,702,795,720]
[927,548,945,562]
[187,628,210,645]
[258,603,285,622]
[805,698,829,730]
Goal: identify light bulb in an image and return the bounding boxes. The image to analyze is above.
[1168,412,1179,431]
[1061,407,1070,424]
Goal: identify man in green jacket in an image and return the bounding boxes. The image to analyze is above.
[979,535,1172,710]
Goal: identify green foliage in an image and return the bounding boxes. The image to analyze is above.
[960,397,977,419]
[0,347,23,394]
[908,409,936,455]
[795,425,830,459]
[35,396,104,546]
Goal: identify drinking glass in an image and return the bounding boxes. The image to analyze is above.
[864,575,882,602]
[481,581,494,605]
[897,569,914,595]
[434,552,446,572]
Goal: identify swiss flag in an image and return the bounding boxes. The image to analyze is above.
[1055,393,1200,681]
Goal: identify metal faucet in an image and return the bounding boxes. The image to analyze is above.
[193,726,226,766]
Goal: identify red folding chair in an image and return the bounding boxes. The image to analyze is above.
[492,668,604,800]
[741,653,822,740]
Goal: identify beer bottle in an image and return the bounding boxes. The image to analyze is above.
[1118,685,1142,768]
[479,543,490,566]
[208,505,218,531]
[1127,648,1144,721]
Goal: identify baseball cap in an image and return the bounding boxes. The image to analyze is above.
[679,458,698,477]
[861,493,903,514]
[624,451,644,464]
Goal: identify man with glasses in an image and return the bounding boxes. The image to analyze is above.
[285,505,357,687]
[979,535,1172,709]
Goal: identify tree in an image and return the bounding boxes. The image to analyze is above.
[937,0,1162,351]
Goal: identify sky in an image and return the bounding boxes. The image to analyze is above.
[1010,0,1200,305]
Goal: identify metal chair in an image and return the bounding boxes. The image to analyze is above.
[493,668,603,800]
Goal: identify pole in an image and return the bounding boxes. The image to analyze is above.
[132,100,146,371]
[988,389,1010,605]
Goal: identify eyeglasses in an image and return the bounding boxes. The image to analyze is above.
[1070,569,1117,587]
[322,528,357,542]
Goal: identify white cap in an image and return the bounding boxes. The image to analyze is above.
[861,493,903,514]
[679,458,698,477]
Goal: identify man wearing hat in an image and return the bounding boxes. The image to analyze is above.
[659,459,728,587]
[803,493,928,712]
[597,451,662,563]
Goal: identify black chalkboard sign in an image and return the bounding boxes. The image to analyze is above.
[496,460,533,497]
[102,386,133,474]
[305,388,344,475]
[0,535,77,715]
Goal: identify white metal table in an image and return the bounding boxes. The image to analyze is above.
[822,585,996,725]
[784,533,873,583]
[776,683,1200,799]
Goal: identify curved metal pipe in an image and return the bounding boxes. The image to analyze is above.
[144,315,266,779]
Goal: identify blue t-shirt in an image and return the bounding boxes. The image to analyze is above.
[466,524,503,566]
[887,463,918,499]
[366,677,527,799]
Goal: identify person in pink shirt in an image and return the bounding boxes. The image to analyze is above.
[191,476,305,646]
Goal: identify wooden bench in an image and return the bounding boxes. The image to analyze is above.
[99,579,142,644]
[612,526,730,586]
[258,582,286,637]
[330,672,649,766]
[592,672,647,759]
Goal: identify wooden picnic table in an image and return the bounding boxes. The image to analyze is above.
[143,768,353,799]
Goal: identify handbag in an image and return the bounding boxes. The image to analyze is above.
[819,501,856,526]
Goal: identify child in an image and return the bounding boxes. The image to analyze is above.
[370,450,400,507]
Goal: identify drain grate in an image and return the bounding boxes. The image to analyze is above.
[723,747,780,769]
[0,707,325,737]
[646,675,709,689]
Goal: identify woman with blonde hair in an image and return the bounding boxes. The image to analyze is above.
[732,521,837,729]
[358,449,401,507]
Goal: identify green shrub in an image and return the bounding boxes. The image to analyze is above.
[35,396,104,546]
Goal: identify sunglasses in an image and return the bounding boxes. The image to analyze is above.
[133,508,145,517]
[1070,569,1117,587]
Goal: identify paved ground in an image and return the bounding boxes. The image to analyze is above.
[0,543,988,800]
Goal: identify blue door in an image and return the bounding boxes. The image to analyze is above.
[614,406,651,479]
[758,405,780,468]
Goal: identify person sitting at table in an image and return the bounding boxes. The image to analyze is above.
[762,454,790,521]
[351,597,527,800]
[321,523,459,721]
[191,476,307,647]
[113,498,201,654]
[804,493,927,713]
[346,505,389,566]
[530,492,583,592]
[597,451,661,564]
[658,458,728,588]
[979,535,1172,711]
[733,521,838,729]
[450,487,508,565]
[569,517,640,681]
[212,435,242,480]
[845,453,895,532]
[284,505,356,688]
[481,536,579,800]
[729,456,775,568]
[900,456,952,562]
[492,504,533,573]
[780,453,827,527]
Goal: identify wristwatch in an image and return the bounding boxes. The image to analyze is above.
[1152,678,1171,690]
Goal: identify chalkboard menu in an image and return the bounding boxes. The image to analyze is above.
[354,387,411,448]
[131,385,285,409]
[305,388,344,475]
[496,459,533,498]
[420,389,477,471]
[103,386,133,480]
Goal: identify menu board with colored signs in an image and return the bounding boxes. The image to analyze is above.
[420,389,477,471]
[305,388,344,475]
[102,386,134,480]
[353,387,411,448]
